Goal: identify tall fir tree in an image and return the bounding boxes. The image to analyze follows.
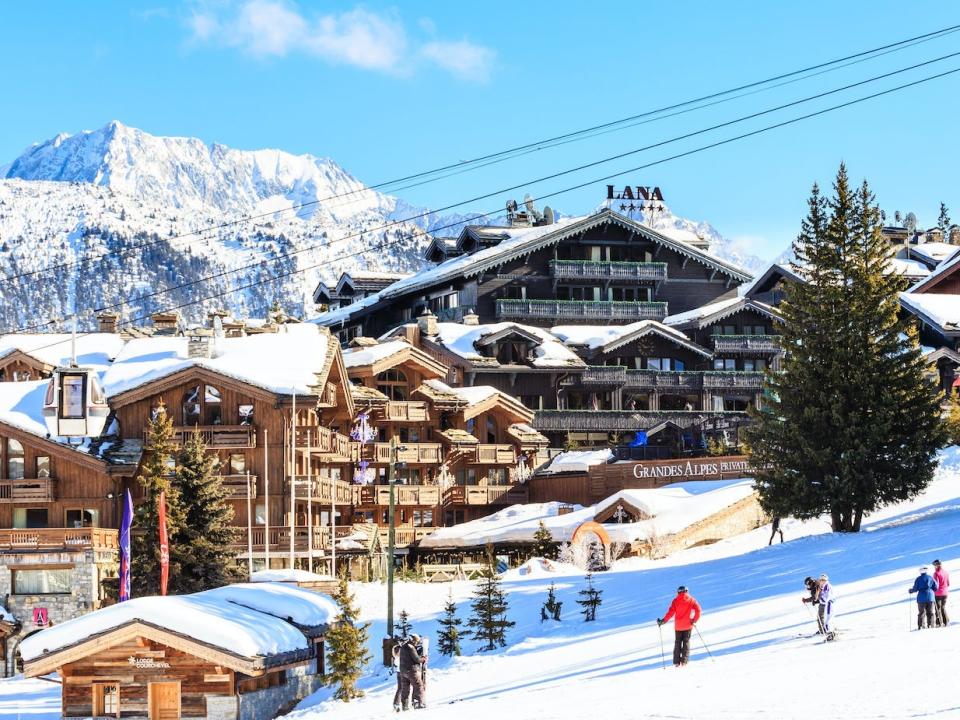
[174,430,240,593]
[131,402,187,596]
[532,520,559,560]
[324,574,372,702]
[747,165,946,532]
[396,609,413,638]
[436,591,463,657]
[576,573,603,622]
[466,558,515,651]
[938,201,951,231]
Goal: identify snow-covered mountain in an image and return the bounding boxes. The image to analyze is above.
[0,122,764,330]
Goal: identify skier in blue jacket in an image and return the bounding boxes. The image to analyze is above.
[909,566,939,630]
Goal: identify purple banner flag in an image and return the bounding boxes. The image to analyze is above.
[119,488,133,602]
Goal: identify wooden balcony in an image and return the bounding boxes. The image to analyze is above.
[702,371,765,389]
[443,484,529,506]
[239,526,355,553]
[375,401,430,423]
[0,477,56,503]
[379,526,439,547]
[287,476,357,504]
[622,370,765,391]
[357,484,441,506]
[220,474,257,499]
[561,366,627,386]
[371,443,443,464]
[495,299,668,322]
[293,427,354,461]
[533,410,750,432]
[549,260,667,282]
[474,444,516,464]
[159,425,257,449]
[711,335,782,354]
[0,527,118,551]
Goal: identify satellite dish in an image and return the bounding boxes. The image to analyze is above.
[506,199,518,213]
[905,212,918,233]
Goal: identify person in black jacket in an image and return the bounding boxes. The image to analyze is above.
[396,636,424,711]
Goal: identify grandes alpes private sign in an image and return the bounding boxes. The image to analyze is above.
[631,456,750,481]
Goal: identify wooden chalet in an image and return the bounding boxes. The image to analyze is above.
[20,583,335,720]
[313,270,410,310]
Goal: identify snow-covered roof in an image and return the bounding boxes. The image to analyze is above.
[101,324,329,398]
[0,380,49,438]
[886,257,930,278]
[419,478,756,548]
[664,296,778,328]
[0,333,125,373]
[538,449,614,474]
[0,604,14,625]
[342,340,410,368]
[433,322,584,368]
[909,242,960,265]
[347,270,410,281]
[251,568,334,583]
[423,379,497,406]
[899,292,960,331]
[909,249,960,293]
[551,320,710,356]
[19,582,336,664]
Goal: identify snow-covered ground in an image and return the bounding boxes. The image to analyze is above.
[3,451,959,719]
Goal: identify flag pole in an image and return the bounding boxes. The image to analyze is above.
[264,428,270,568]
[307,426,314,573]
[289,392,296,568]
[246,469,254,579]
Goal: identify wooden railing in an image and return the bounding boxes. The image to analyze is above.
[622,370,765,391]
[533,410,750,432]
[378,526,439,547]
[712,335,782,354]
[0,527,118,551]
[0,477,56,502]
[293,427,353,460]
[495,299,668,322]
[357,485,441,506]
[371,443,443,464]
[549,260,667,282]
[702,371,765,389]
[474,444,516,464]
[243,526,354,552]
[560,366,628,386]
[375,401,429,423]
[287,476,356,504]
[219,474,257,499]
[157,425,257,449]
[443,485,529,506]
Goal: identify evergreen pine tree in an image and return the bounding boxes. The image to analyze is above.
[324,574,372,702]
[131,402,187,596]
[532,520,559,560]
[174,430,240,593]
[466,558,515,651]
[747,165,946,532]
[540,583,562,622]
[576,573,603,621]
[938,201,951,231]
[396,609,413,638]
[436,591,463,657]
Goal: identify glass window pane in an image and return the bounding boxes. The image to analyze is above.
[36,456,50,477]
[13,568,72,594]
[60,374,86,418]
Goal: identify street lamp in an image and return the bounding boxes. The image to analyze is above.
[383,436,407,665]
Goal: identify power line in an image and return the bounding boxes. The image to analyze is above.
[8,60,960,349]
[3,22,958,286]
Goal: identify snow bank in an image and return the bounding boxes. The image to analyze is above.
[251,568,333,583]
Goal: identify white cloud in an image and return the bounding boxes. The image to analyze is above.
[421,40,495,82]
[186,1,494,80]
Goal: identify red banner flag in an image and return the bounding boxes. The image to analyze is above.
[158,490,169,596]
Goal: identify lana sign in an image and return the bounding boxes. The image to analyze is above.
[632,456,750,480]
[606,185,665,202]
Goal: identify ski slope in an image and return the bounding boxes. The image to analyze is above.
[2,451,959,719]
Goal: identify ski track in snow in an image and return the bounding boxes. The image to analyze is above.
[4,455,959,720]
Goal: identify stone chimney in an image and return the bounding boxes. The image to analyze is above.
[150,311,181,333]
[187,332,212,359]
[417,309,438,337]
[97,312,120,334]
[462,309,480,326]
[950,225,960,245]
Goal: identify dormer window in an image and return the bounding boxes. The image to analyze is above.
[496,341,530,365]
[376,369,408,401]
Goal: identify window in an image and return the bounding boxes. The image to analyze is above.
[487,468,508,485]
[465,418,475,435]
[713,324,737,335]
[36,456,50,478]
[93,683,120,718]
[229,454,246,475]
[504,285,526,300]
[6,438,24,479]
[12,567,71,594]
[182,385,201,425]
[376,369,407,401]
[413,509,434,527]
[713,358,736,370]
[496,341,529,365]
[486,418,497,444]
[744,359,755,372]
[13,508,47,529]
[65,509,99,528]
[456,468,477,486]
[674,359,685,371]
[520,395,543,410]
[59,373,86,419]
[205,385,222,424]
[255,503,266,525]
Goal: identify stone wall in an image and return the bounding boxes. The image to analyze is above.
[1,547,117,675]
[238,660,323,720]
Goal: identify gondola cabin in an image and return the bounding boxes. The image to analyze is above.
[42,366,110,437]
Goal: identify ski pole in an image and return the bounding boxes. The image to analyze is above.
[908,595,914,632]
[693,624,714,662]
[657,622,666,670]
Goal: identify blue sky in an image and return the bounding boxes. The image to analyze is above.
[2,1,959,259]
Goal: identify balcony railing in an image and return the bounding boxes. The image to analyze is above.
[443,485,530,506]
[375,401,430,423]
[496,299,668,322]
[357,485,441,506]
[561,366,628,386]
[287,476,356,504]
[0,527,118,551]
[533,410,750,432]
[622,370,765,391]
[293,427,353,460]
[378,526,439,547]
[549,260,667,282]
[158,425,257,449]
[240,526,355,553]
[0,477,56,503]
[711,335,782,354]
[474,444,516,464]
[371,443,443,464]
[220,474,257,499]
[702,371,765,389]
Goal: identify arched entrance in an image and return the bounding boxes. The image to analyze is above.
[571,521,612,569]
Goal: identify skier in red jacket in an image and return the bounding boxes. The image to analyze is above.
[658,585,702,666]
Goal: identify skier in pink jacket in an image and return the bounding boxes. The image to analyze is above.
[932,559,949,627]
